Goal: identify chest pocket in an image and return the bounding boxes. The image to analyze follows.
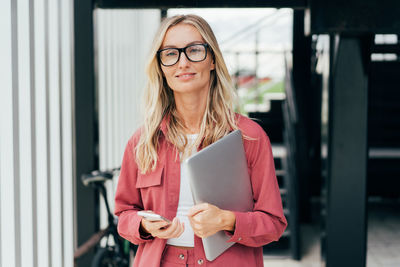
[135,165,164,189]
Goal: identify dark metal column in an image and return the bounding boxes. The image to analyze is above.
[326,35,370,267]
[74,0,98,266]
[292,9,312,224]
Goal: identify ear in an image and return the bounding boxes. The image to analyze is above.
[210,57,215,71]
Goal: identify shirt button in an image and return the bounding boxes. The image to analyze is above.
[198,259,204,265]
[179,254,185,260]
[238,237,242,241]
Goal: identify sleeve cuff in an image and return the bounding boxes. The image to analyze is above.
[133,214,154,241]
[138,219,154,240]
[225,211,249,243]
[117,211,154,243]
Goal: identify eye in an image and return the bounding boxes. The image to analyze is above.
[163,49,178,57]
[188,46,203,54]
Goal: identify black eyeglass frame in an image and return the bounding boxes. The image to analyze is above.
[157,43,210,67]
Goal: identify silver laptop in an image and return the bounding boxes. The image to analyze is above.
[182,130,254,261]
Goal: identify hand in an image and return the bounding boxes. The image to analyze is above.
[187,203,236,238]
[140,216,184,239]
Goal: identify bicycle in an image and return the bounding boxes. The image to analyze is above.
[74,167,137,267]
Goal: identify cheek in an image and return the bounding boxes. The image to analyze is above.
[160,67,168,78]
[161,68,175,85]
[200,64,213,79]
[202,59,215,74]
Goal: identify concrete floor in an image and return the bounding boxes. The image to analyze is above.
[366,201,400,267]
[263,200,400,267]
[263,224,321,267]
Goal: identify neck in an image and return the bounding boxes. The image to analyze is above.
[174,89,208,134]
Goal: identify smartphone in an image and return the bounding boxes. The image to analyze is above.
[137,211,171,224]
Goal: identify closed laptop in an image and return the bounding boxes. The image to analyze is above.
[182,130,253,261]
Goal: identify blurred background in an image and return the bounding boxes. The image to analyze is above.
[1,1,400,267]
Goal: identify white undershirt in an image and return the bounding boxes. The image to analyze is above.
[166,134,198,247]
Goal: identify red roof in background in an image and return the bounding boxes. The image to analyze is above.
[236,75,272,88]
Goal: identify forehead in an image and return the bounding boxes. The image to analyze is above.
[161,23,205,48]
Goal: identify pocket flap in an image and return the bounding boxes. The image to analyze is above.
[135,165,164,188]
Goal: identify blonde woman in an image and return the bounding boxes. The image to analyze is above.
[114,14,287,267]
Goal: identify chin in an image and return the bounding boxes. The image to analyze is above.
[172,83,205,94]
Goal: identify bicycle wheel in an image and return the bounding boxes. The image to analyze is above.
[91,247,129,267]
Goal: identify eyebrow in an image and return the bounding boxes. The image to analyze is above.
[161,41,204,49]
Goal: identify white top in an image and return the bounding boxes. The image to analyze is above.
[166,134,198,247]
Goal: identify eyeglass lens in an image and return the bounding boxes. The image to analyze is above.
[159,44,207,66]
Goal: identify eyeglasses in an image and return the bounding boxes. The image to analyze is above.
[157,43,210,67]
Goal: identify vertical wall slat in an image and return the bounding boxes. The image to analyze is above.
[48,0,63,265]
[116,10,122,168]
[44,0,53,263]
[34,0,50,265]
[17,0,35,266]
[29,0,39,265]
[0,0,17,266]
[105,11,113,169]
[97,9,106,174]
[60,0,75,266]
[97,9,108,230]
[57,0,65,264]
[12,0,22,266]
[109,10,115,168]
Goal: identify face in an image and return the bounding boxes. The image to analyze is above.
[159,23,215,96]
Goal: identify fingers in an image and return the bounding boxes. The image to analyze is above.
[188,216,207,238]
[187,204,224,238]
[143,219,169,230]
[158,219,184,238]
[188,203,210,217]
[153,218,185,239]
[141,219,170,235]
[188,203,218,224]
[188,213,204,237]
[156,218,184,239]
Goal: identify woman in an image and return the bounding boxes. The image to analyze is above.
[114,14,287,267]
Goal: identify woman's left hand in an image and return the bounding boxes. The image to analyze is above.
[187,203,236,238]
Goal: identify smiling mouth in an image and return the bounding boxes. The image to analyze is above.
[176,73,196,78]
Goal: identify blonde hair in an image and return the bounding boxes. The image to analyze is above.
[136,14,239,174]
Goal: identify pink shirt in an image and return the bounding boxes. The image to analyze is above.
[114,114,287,267]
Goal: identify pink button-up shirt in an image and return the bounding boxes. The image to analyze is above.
[114,114,287,267]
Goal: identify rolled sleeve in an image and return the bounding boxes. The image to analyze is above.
[117,211,154,244]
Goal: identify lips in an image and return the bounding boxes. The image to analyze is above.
[176,73,196,78]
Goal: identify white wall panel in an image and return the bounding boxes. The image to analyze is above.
[17,0,35,266]
[95,9,160,229]
[34,0,50,265]
[0,0,17,266]
[60,0,75,265]
[0,0,75,266]
[48,0,63,265]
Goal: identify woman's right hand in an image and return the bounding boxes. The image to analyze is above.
[140,217,185,239]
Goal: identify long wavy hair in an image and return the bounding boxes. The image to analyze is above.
[136,14,239,174]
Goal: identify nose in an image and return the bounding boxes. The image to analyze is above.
[177,50,190,67]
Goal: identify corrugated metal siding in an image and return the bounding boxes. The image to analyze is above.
[0,0,75,266]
